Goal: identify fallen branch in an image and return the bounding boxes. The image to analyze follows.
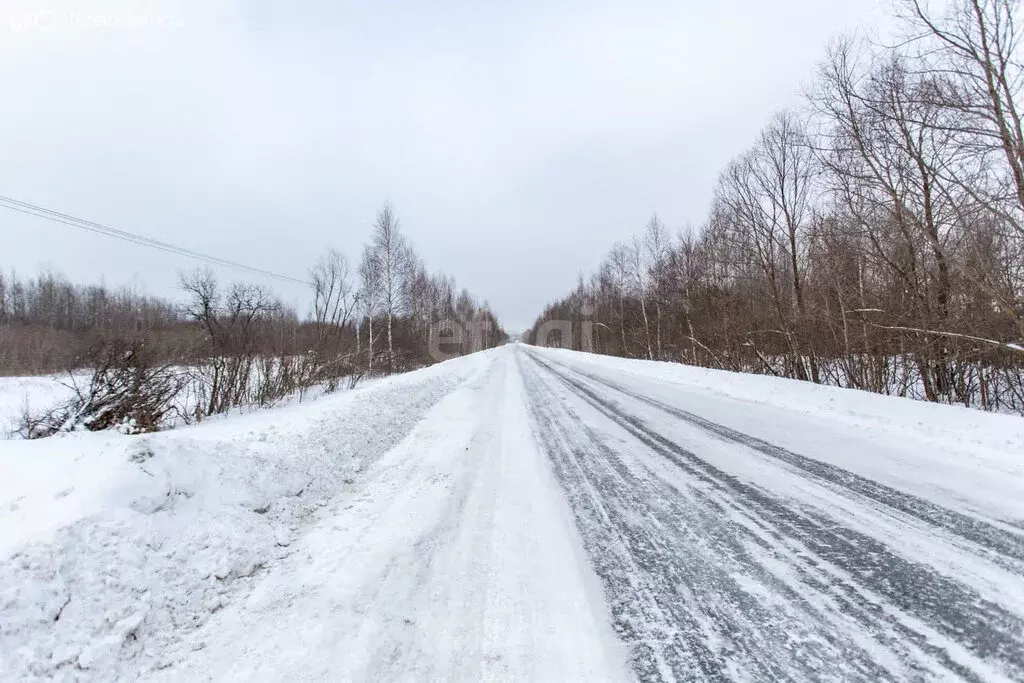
[862,322,1024,355]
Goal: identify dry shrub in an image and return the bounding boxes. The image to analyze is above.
[19,338,185,439]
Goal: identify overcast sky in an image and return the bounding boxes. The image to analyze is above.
[0,0,895,332]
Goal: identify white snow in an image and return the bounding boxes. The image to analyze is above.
[0,353,498,680]
[2,343,1022,681]
[153,348,626,681]
[532,346,1024,523]
[0,374,77,439]
[520,345,1024,681]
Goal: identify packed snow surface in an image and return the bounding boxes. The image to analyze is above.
[1,344,1022,681]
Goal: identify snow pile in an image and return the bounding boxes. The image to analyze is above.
[0,353,491,681]
[532,346,1024,454]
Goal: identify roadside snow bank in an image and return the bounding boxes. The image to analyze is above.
[529,346,1024,521]
[531,346,1024,455]
[0,352,492,681]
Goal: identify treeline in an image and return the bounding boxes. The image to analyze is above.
[4,203,506,435]
[0,272,187,375]
[529,0,1024,414]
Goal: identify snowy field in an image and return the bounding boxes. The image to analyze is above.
[0,375,76,439]
[1,344,1022,681]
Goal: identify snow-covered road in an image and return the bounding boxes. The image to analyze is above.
[3,344,1023,681]
[160,346,628,681]
[518,347,1024,682]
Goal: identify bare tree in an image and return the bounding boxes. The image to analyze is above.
[607,243,633,356]
[180,269,282,415]
[644,214,670,360]
[530,3,1024,413]
[371,203,408,372]
[311,248,356,345]
[629,235,654,360]
[308,248,357,387]
[358,245,381,374]
[900,0,1024,232]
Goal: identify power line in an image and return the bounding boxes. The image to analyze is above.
[0,194,313,286]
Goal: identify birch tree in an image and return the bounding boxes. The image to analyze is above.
[371,203,408,372]
[358,245,381,374]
